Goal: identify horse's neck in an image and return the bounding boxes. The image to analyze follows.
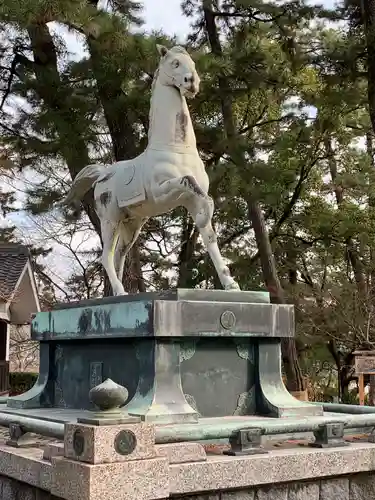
[148,81,196,150]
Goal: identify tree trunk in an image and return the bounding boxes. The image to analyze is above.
[365,131,375,300]
[362,0,375,135]
[26,20,145,297]
[326,137,367,297]
[327,340,355,402]
[123,242,146,293]
[178,212,199,288]
[25,22,109,301]
[26,23,101,236]
[362,11,375,384]
[325,137,367,398]
[84,0,145,295]
[365,130,375,401]
[202,0,304,391]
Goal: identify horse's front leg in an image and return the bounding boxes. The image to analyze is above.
[186,201,240,291]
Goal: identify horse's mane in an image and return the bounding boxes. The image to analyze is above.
[151,67,160,93]
[169,46,189,55]
[149,46,190,139]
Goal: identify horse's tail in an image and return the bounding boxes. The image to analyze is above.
[61,164,105,207]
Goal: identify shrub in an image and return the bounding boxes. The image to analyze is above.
[9,372,38,396]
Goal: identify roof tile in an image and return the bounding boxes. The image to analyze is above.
[0,245,29,299]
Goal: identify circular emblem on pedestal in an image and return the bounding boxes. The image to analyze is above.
[73,429,85,456]
[220,310,236,330]
[114,430,137,456]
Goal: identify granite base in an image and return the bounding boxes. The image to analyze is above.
[1,442,375,499]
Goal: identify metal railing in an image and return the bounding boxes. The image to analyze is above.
[154,414,375,444]
[0,413,64,439]
[0,409,375,445]
[311,402,375,414]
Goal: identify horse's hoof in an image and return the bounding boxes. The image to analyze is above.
[225,282,241,291]
[113,289,128,296]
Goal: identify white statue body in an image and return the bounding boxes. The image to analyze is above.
[62,45,240,295]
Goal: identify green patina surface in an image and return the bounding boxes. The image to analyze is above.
[13,288,320,419]
[31,300,152,340]
[31,290,271,341]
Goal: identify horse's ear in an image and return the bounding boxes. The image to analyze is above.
[156,44,168,57]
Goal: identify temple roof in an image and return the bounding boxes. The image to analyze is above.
[0,244,40,324]
[0,245,30,298]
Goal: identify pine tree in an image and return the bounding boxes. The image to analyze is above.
[0,0,175,295]
[180,0,333,391]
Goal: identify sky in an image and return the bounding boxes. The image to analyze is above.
[142,0,191,37]
[59,0,193,60]
[141,0,337,34]
[60,0,338,59]
[141,0,338,33]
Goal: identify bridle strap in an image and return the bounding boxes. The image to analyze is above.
[158,69,183,90]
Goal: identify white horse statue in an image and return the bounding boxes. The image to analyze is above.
[62,44,240,295]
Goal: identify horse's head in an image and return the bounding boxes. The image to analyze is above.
[156,44,200,99]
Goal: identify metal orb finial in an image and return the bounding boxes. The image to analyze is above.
[89,378,128,412]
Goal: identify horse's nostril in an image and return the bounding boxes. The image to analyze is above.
[184,77,188,83]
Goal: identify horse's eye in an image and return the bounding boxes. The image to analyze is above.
[173,60,180,68]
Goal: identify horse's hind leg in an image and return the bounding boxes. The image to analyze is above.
[101,220,126,296]
[152,175,212,228]
[115,219,145,287]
